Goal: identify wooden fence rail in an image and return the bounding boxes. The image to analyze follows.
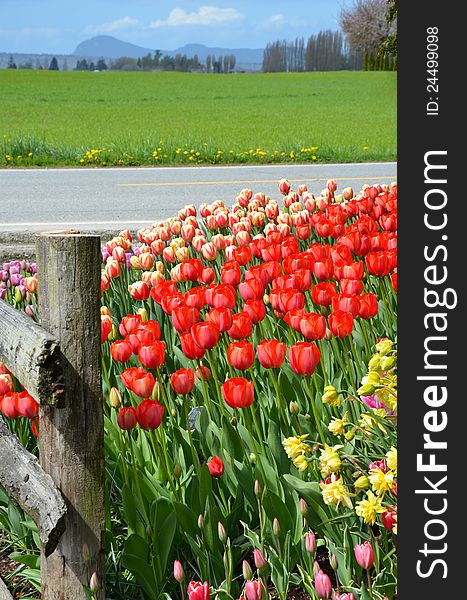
[0,232,105,600]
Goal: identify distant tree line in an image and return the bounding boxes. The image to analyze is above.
[263,1,397,72]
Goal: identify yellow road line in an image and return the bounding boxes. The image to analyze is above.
[116,175,396,188]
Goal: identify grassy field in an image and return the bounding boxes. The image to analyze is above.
[0,70,396,167]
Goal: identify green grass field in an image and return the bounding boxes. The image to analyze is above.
[0,70,396,167]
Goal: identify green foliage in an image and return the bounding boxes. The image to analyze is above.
[0,70,396,167]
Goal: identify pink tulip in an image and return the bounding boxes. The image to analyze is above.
[173,560,185,583]
[354,541,374,570]
[315,570,332,599]
[245,579,263,600]
[187,580,210,600]
[253,548,267,571]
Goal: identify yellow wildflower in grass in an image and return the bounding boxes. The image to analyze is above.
[319,444,343,477]
[355,490,385,524]
[386,447,397,474]
[328,413,348,436]
[369,467,395,496]
[322,385,341,408]
[320,474,353,509]
[282,434,310,460]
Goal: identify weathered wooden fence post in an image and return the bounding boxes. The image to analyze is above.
[37,232,105,599]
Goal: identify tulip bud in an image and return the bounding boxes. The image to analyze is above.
[253,548,267,571]
[254,479,262,498]
[289,400,300,415]
[151,381,161,401]
[108,325,118,342]
[357,383,376,396]
[380,355,396,370]
[171,408,177,417]
[89,572,99,593]
[354,540,375,570]
[174,559,185,583]
[354,475,370,490]
[174,463,182,479]
[242,560,253,581]
[198,514,205,529]
[109,387,122,408]
[230,415,238,426]
[15,287,22,303]
[249,452,257,465]
[137,307,149,322]
[263,294,270,305]
[325,327,333,340]
[218,521,227,544]
[273,517,281,537]
[330,553,338,570]
[345,431,355,442]
[299,498,308,516]
[83,543,90,562]
[305,531,316,555]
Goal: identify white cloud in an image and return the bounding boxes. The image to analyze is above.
[151,6,244,28]
[267,14,286,26]
[85,16,142,35]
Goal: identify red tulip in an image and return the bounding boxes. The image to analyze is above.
[311,282,337,307]
[184,287,206,310]
[0,373,14,396]
[390,271,398,292]
[332,294,360,317]
[278,289,305,313]
[31,417,39,438]
[232,246,252,266]
[313,259,334,281]
[238,278,264,301]
[210,284,236,310]
[160,292,184,315]
[328,310,354,338]
[299,313,327,341]
[199,266,216,285]
[128,281,150,301]
[180,332,206,360]
[119,314,142,337]
[334,260,365,281]
[381,509,397,531]
[101,314,113,343]
[138,341,166,369]
[283,309,307,332]
[196,365,212,380]
[365,251,393,277]
[1,393,19,418]
[221,261,242,286]
[222,378,254,409]
[289,342,321,376]
[243,299,266,324]
[206,307,233,333]
[179,258,203,281]
[227,312,253,340]
[117,406,137,430]
[256,339,286,368]
[136,399,165,429]
[191,322,220,350]
[207,455,225,477]
[358,293,379,319]
[228,341,255,370]
[339,278,364,296]
[15,391,39,419]
[110,339,133,363]
[172,306,200,333]
[187,581,210,600]
[171,368,195,395]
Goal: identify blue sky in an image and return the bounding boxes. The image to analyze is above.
[0,1,344,54]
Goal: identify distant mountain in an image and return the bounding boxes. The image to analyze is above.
[73,36,264,70]
[73,36,156,60]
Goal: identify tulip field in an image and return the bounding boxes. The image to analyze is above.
[0,178,397,599]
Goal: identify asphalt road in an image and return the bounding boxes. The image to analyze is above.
[0,162,396,235]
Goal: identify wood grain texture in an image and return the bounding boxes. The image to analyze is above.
[37,233,105,600]
[0,419,66,555]
[0,300,64,406]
